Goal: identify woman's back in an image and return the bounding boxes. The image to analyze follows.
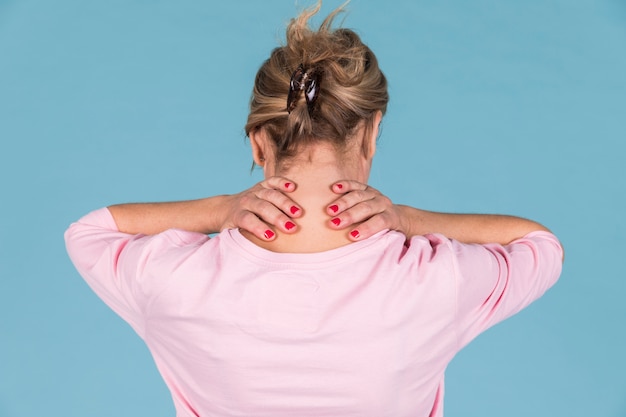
[65,208,562,417]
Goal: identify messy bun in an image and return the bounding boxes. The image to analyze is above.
[245,1,388,163]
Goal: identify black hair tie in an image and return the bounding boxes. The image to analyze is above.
[287,64,322,115]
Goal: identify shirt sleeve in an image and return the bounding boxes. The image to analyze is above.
[451,231,563,348]
[64,208,210,337]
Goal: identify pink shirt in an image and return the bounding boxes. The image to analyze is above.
[65,208,563,417]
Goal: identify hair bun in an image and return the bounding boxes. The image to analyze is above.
[245,1,388,163]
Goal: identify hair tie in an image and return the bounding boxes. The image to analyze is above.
[286,64,322,114]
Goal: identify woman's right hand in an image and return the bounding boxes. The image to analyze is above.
[221,176,302,241]
[325,180,409,241]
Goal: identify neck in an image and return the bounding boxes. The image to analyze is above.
[242,146,370,253]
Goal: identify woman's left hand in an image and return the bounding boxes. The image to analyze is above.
[325,180,407,241]
[220,176,302,241]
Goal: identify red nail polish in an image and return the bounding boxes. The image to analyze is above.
[336,183,343,190]
[329,204,339,213]
[284,182,291,189]
[264,230,275,239]
[350,230,360,239]
[290,206,300,215]
[285,221,295,230]
[331,218,341,226]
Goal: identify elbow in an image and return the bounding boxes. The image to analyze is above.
[64,223,90,272]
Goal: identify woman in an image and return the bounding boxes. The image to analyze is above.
[65,4,563,416]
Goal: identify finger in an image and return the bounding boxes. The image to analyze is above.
[262,176,297,192]
[328,201,379,230]
[328,195,395,230]
[254,188,302,219]
[330,179,369,194]
[233,211,278,241]
[346,213,394,241]
[327,182,384,216]
[326,188,383,217]
[243,197,299,234]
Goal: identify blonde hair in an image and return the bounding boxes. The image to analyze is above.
[245,2,388,162]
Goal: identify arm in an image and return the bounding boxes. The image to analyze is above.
[108,177,302,239]
[327,181,561,253]
[109,195,234,235]
[395,205,551,245]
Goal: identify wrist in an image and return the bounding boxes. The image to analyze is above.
[396,204,415,237]
[204,194,235,234]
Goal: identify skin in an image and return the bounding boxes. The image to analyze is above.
[109,111,561,259]
[242,113,382,252]
[108,114,388,252]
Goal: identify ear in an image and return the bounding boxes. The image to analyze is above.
[366,111,383,159]
[249,128,269,166]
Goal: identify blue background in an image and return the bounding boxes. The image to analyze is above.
[1,1,624,416]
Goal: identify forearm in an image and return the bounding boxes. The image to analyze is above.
[397,205,551,245]
[108,195,234,235]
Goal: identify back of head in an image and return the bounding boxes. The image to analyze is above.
[245,2,389,164]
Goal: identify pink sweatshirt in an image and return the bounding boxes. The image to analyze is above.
[65,208,562,417]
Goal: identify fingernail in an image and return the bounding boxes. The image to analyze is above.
[331,218,341,226]
[329,204,339,213]
[284,182,291,189]
[290,205,300,215]
[335,183,343,190]
[350,230,360,239]
[285,221,296,230]
[264,230,275,240]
